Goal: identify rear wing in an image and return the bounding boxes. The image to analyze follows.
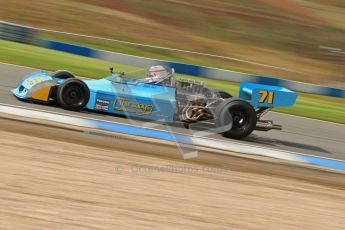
[239,82,298,107]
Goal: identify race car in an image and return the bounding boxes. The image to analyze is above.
[11,66,298,139]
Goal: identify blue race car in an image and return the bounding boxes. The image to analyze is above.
[11,66,298,139]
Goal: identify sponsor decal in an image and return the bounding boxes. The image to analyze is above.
[27,77,43,86]
[114,97,153,115]
[95,98,110,111]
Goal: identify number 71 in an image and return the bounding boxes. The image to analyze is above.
[259,90,274,104]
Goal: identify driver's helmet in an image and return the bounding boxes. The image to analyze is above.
[144,65,171,84]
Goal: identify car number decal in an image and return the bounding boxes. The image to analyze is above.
[259,90,274,104]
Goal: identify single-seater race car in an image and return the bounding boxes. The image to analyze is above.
[12,66,298,139]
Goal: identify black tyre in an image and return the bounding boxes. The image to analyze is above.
[51,70,75,79]
[57,79,89,111]
[210,89,232,99]
[215,98,257,139]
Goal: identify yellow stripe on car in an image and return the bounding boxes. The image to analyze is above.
[31,86,51,102]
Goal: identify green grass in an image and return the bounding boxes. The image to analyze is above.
[1,39,344,124]
[0,39,139,78]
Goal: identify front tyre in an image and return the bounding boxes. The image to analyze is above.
[215,99,257,139]
[51,70,75,79]
[57,79,90,111]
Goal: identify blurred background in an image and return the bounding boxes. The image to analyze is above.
[1,0,345,85]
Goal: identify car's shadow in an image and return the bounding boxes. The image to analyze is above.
[243,133,330,154]
[188,123,330,154]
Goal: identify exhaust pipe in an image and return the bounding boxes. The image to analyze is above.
[255,120,282,131]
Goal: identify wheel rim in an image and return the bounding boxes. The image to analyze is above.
[62,85,85,106]
[231,110,248,130]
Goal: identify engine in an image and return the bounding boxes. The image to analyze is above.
[175,79,224,123]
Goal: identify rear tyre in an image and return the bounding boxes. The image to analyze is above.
[215,99,257,139]
[209,89,232,99]
[57,79,89,111]
[51,70,75,79]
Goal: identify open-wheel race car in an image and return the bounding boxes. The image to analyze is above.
[12,66,298,139]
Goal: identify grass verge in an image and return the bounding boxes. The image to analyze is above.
[0,40,139,78]
[1,39,344,124]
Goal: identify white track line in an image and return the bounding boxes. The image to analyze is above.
[0,62,38,70]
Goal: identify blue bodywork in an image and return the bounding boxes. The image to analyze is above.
[84,77,176,122]
[239,82,298,107]
[12,71,177,123]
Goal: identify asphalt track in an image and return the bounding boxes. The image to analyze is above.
[0,62,344,161]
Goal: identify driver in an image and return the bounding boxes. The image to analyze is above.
[144,65,172,84]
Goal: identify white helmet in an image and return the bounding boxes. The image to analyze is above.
[145,65,170,83]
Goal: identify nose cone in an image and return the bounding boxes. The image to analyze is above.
[11,70,52,99]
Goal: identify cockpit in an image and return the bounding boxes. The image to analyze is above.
[106,66,175,86]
